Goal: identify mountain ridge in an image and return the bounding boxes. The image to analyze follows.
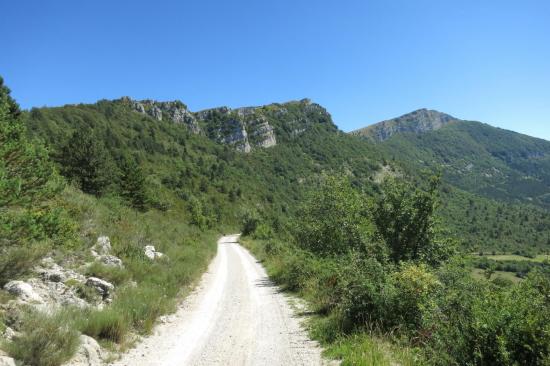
[351,108,461,141]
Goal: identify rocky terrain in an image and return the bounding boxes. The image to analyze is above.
[351,108,460,141]
[0,236,164,366]
[122,97,332,153]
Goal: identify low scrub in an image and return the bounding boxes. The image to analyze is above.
[5,310,80,366]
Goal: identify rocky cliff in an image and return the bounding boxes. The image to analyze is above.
[351,108,460,141]
[122,97,333,153]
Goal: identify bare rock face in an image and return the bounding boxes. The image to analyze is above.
[247,116,276,148]
[121,97,201,134]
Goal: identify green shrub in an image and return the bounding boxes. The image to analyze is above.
[6,310,79,366]
[0,244,48,285]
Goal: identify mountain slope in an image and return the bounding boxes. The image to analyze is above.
[23,98,550,254]
[351,108,459,141]
[353,111,550,209]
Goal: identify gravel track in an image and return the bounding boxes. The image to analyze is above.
[110,235,324,366]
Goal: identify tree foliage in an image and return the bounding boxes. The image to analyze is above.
[59,128,112,196]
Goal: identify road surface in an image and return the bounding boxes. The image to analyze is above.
[110,235,324,366]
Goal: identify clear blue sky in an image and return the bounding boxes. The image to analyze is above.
[2,0,549,139]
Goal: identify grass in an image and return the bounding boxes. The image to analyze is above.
[242,237,425,366]
[1,187,221,364]
[323,333,424,366]
[486,254,549,262]
[471,268,522,283]
[5,310,80,366]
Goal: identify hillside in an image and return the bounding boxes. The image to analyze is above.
[2,81,550,365]
[23,99,550,254]
[353,110,550,208]
[350,108,460,141]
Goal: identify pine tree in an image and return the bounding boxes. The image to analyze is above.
[60,128,112,196]
[119,155,148,211]
[0,77,60,211]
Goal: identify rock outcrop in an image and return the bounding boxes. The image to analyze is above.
[119,97,334,153]
[120,97,201,134]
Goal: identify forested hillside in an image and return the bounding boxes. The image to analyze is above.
[2,78,549,365]
[22,98,550,255]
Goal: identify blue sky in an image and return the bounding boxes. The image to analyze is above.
[2,0,549,139]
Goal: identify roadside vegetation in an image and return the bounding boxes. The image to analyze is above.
[243,176,550,365]
[2,73,550,365]
[0,78,218,365]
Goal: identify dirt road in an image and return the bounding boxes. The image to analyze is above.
[111,235,324,366]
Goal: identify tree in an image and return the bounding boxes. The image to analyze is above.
[0,77,60,211]
[294,176,371,256]
[372,175,454,265]
[119,155,148,211]
[60,128,112,196]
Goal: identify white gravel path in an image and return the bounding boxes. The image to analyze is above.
[109,235,325,366]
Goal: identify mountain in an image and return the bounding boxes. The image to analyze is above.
[352,111,550,210]
[119,96,334,152]
[350,108,459,141]
[22,98,550,254]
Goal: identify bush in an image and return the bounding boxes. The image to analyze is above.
[6,310,80,366]
[241,210,260,236]
[0,244,48,285]
[391,263,440,330]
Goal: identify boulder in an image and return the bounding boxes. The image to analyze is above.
[93,236,112,255]
[3,281,43,303]
[144,245,164,260]
[64,335,103,366]
[2,326,16,341]
[0,356,16,366]
[100,255,123,268]
[86,277,114,299]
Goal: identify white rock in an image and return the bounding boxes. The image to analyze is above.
[2,327,16,341]
[64,335,103,366]
[100,255,123,268]
[3,281,43,303]
[86,277,114,298]
[94,236,112,255]
[0,356,16,366]
[144,245,164,260]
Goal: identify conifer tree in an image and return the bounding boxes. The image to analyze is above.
[60,128,111,196]
[119,155,148,211]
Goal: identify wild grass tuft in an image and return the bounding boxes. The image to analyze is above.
[5,310,80,366]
